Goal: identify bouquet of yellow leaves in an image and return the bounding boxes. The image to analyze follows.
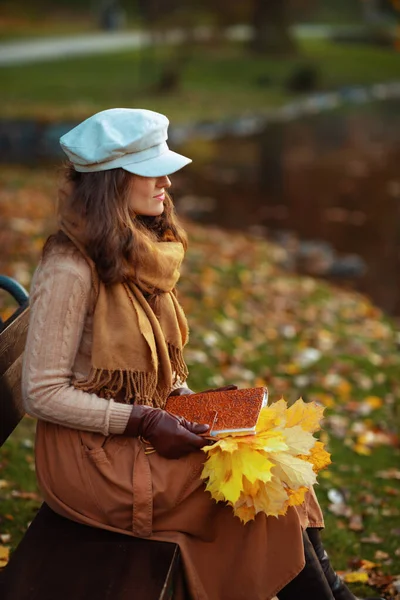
[200,398,331,524]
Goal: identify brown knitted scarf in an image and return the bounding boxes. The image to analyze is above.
[60,221,189,409]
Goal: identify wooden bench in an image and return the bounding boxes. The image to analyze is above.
[0,276,181,600]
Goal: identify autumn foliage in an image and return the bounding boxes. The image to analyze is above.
[202,398,331,523]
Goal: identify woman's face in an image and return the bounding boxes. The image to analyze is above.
[129,174,171,216]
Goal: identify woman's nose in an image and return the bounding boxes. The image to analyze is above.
[157,176,171,188]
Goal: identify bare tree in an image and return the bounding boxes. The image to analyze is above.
[250,0,296,54]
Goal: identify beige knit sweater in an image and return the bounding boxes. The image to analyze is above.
[22,245,187,435]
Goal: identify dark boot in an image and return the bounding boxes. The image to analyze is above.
[276,530,335,599]
[306,528,384,600]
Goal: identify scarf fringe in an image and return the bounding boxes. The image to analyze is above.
[74,344,188,409]
[74,369,168,408]
[169,344,189,384]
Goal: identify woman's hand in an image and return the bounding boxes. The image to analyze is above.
[124,404,209,459]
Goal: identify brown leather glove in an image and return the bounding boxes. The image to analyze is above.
[169,387,195,396]
[123,404,209,459]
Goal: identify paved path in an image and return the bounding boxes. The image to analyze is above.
[0,24,348,67]
[0,31,152,66]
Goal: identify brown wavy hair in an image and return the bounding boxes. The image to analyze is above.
[45,162,188,285]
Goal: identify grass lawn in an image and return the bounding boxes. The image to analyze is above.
[0,167,400,597]
[0,38,399,122]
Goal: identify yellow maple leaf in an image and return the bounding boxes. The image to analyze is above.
[252,476,290,517]
[250,430,288,454]
[359,559,379,571]
[284,363,300,375]
[337,380,352,399]
[218,451,253,504]
[281,425,315,456]
[0,545,10,568]
[302,441,332,473]
[242,476,260,497]
[202,436,239,454]
[365,396,383,410]
[201,449,234,500]
[286,398,325,432]
[317,394,335,408]
[271,453,317,489]
[238,446,275,484]
[287,486,308,507]
[234,502,256,524]
[353,441,372,456]
[204,481,226,503]
[200,397,330,521]
[343,572,369,584]
[256,399,287,432]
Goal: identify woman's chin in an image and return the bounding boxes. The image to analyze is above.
[152,205,165,217]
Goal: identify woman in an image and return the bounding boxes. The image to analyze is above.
[22,108,378,600]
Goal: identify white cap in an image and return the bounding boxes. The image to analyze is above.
[60,108,192,177]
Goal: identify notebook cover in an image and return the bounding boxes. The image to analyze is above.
[165,387,268,437]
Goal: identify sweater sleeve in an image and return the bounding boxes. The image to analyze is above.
[21,251,132,435]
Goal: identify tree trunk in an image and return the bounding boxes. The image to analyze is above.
[362,0,383,23]
[250,0,296,55]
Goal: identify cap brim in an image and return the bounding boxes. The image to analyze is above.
[122,149,192,177]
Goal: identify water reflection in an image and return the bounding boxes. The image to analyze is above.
[176,101,400,317]
[0,101,399,316]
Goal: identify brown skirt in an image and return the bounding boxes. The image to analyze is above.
[35,421,324,600]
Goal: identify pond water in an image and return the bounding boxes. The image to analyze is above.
[174,101,400,317]
[0,100,399,316]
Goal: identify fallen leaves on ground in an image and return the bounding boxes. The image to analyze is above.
[0,167,399,597]
[339,558,400,598]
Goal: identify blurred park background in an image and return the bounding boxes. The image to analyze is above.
[1,1,400,598]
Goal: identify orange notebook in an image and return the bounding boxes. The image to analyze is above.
[165,387,268,437]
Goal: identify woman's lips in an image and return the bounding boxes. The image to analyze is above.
[154,193,165,201]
